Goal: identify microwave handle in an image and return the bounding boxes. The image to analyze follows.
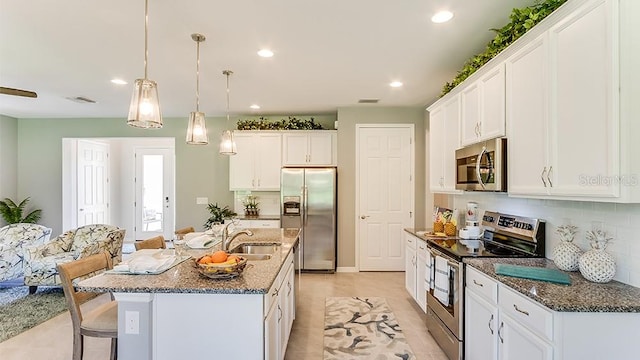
[476,146,487,190]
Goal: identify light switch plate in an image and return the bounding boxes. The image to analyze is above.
[196,197,209,205]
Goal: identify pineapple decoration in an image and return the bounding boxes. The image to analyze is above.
[552,224,582,271]
[578,228,616,283]
[444,209,458,237]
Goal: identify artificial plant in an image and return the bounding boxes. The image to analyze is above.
[0,197,42,224]
[203,203,237,230]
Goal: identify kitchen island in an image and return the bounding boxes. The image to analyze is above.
[77,228,300,360]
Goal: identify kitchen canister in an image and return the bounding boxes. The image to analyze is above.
[578,229,616,283]
[552,224,582,272]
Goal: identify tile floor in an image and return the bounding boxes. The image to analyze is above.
[0,272,447,360]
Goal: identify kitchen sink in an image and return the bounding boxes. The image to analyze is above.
[229,243,278,255]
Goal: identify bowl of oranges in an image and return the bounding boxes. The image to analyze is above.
[194,250,248,279]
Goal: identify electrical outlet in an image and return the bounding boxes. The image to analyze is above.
[125,311,139,334]
[196,197,209,205]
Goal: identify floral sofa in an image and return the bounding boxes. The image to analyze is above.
[23,224,125,293]
[0,223,52,283]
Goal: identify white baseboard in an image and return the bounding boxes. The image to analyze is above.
[336,267,358,273]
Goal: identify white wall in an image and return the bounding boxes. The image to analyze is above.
[451,193,640,287]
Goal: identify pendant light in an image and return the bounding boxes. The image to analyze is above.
[219,70,237,155]
[186,33,208,145]
[127,0,162,129]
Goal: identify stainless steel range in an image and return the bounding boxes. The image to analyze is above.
[424,211,545,360]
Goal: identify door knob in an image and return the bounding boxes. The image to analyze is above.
[360,215,370,219]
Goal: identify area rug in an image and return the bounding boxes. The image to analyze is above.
[0,286,68,342]
[324,297,416,359]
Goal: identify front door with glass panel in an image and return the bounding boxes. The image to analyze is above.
[134,147,175,240]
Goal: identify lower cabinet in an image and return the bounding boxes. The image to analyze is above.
[404,232,427,313]
[265,253,295,360]
[465,265,640,360]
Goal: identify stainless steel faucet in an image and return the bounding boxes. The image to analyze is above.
[221,222,253,251]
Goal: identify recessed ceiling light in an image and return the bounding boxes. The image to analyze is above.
[111,79,128,85]
[431,10,454,23]
[390,81,403,88]
[250,104,261,109]
[257,49,274,58]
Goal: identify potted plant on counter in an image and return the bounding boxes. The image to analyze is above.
[204,203,236,230]
[243,195,260,218]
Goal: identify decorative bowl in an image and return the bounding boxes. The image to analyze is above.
[194,255,248,280]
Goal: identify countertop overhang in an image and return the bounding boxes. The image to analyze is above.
[77,228,300,295]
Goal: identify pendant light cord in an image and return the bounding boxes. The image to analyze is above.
[195,39,200,112]
[225,71,232,126]
[144,0,149,80]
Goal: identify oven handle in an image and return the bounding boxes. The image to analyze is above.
[427,247,459,271]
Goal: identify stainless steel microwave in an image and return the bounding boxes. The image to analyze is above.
[455,138,507,191]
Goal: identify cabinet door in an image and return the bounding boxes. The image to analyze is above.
[264,301,279,360]
[465,290,499,360]
[416,240,427,313]
[284,264,295,352]
[308,132,333,165]
[480,64,506,141]
[278,288,286,360]
[282,133,309,165]
[405,244,416,299]
[230,133,257,190]
[460,82,481,146]
[506,35,550,196]
[428,106,445,191]
[442,96,461,192]
[498,314,553,360]
[548,0,618,197]
[256,134,282,190]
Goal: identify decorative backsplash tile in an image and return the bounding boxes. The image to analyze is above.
[451,193,640,287]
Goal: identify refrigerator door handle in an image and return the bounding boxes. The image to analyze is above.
[303,185,308,225]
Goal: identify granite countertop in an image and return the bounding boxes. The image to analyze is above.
[465,258,640,313]
[77,228,300,295]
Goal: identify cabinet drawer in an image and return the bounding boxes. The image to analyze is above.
[252,220,280,228]
[417,239,428,259]
[499,285,553,341]
[465,266,498,304]
[405,233,417,250]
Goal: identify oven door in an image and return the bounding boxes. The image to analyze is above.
[426,247,462,339]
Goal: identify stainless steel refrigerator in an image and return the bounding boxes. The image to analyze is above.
[281,167,336,272]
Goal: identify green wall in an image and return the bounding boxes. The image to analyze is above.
[335,106,426,269]
[16,114,336,236]
[0,115,18,224]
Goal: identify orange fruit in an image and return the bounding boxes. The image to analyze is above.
[198,255,213,264]
[211,250,229,264]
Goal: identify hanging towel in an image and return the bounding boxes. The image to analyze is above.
[425,255,435,290]
[434,256,450,306]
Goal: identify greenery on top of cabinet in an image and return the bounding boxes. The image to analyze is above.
[441,0,568,97]
[236,116,325,130]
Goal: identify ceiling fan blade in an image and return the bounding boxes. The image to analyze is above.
[0,87,38,98]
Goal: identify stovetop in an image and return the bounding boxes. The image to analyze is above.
[424,210,546,261]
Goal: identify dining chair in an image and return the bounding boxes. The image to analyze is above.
[174,226,195,240]
[134,235,166,251]
[58,252,117,360]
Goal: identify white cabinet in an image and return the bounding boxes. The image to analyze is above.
[235,219,281,229]
[404,232,427,313]
[428,95,462,194]
[264,252,295,360]
[507,0,619,199]
[460,64,506,146]
[282,131,336,166]
[465,266,552,360]
[230,132,282,191]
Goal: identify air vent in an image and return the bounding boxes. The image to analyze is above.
[358,99,379,104]
[65,96,97,104]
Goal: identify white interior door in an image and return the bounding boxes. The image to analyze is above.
[134,147,175,240]
[77,140,109,226]
[357,125,414,271]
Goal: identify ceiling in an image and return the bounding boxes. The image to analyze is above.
[0,0,535,119]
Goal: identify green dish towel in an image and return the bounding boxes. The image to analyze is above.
[494,263,571,285]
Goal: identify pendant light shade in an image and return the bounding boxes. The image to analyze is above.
[127,0,163,129]
[186,33,208,144]
[219,70,237,155]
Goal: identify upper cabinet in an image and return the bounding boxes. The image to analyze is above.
[428,95,463,194]
[460,64,506,146]
[507,0,620,199]
[230,132,282,191]
[282,131,337,166]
